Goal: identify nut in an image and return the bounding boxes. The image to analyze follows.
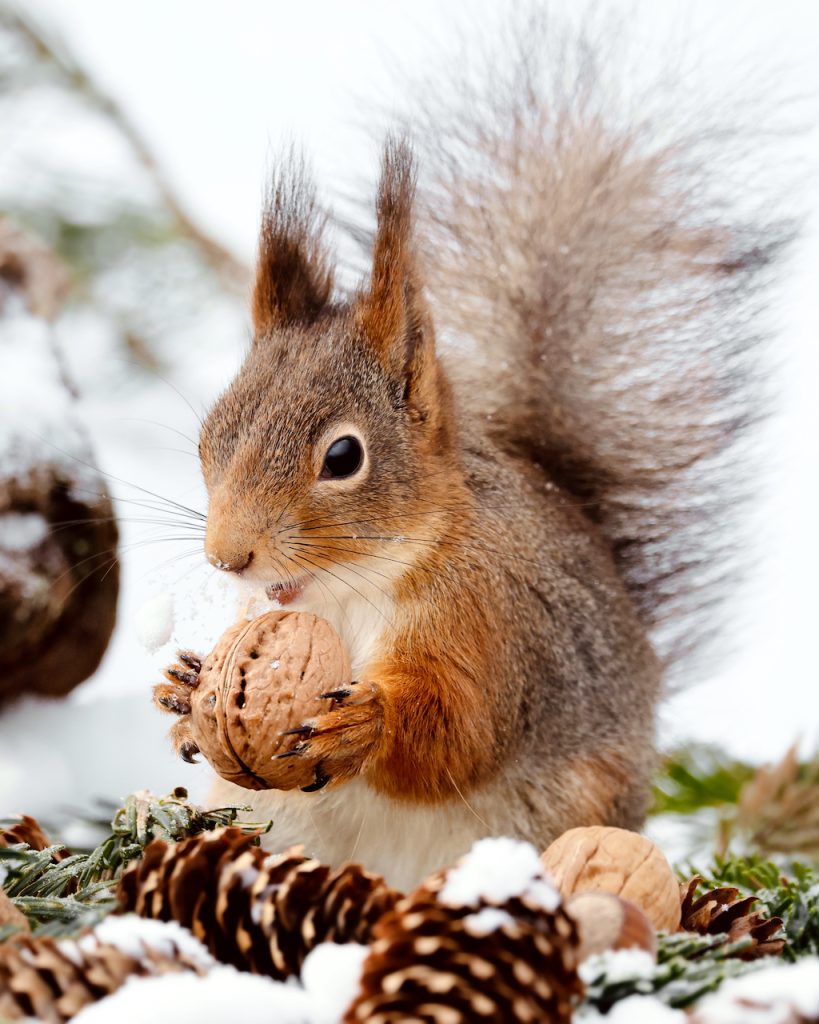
[188,610,350,792]
[541,826,681,932]
[566,892,657,961]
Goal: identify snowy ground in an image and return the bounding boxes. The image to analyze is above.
[0,0,818,833]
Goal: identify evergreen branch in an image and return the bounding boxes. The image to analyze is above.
[580,932,767,1013]
[651,744,756,817]
[0,788,270,936]
[694,855,819,960]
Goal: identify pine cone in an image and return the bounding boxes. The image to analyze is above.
[0,815,69,860]
[0,923,209,1023]
[117,826,399,979]
[680,875,785,960]
[345,838,583,1023]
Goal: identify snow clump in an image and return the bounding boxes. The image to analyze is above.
[439,836,561,912]
[135,591,175,652]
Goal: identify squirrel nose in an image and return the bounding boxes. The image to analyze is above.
[205,507,254,573]
[206,547,253,573]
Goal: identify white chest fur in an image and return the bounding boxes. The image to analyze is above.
[284,566,395,678]
[208,774,514,892]
[216,563,515,889]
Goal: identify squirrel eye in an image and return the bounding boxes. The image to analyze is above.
[320,435,364,480]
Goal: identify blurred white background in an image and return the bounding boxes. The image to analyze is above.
[1,0,817,820]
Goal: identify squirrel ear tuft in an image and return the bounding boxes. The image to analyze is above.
[355,136,429,379]
[252,153,334,335]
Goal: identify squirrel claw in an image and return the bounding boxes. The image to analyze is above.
[281,724,314,737]
[292,682,383,787]
[301,768,331,792]
[158,693,191,715]
[273,742,309,760]
[154,684,192,716]
[166,666,198,687]
[180,741,200,764]
[319,687,354,701]
[177,650,202,673]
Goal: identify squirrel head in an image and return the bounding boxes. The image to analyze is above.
[199,138,461,600]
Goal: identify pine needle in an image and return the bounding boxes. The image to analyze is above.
[0,787,270,936]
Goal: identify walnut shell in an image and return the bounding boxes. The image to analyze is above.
[566,892,657,961]
[188,610,350,792]
[541,826,681,933]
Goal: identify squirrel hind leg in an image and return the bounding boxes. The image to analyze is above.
[529,750,654,839]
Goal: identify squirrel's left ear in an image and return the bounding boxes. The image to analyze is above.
[355,137,437,419]
[252,154,334,336]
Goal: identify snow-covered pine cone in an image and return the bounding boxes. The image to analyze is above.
[0,918,211,1023]
[117,826,399,980]
[344,837,583,1024]
[680,875,785,960]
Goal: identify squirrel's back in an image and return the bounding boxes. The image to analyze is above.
[407,11,793,674]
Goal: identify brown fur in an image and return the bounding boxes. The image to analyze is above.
[196,17,791,855]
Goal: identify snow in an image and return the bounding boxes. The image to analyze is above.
[0,512,49,552]
[575,995,686,1022]
[463,907,517,936]
[300,943,369,1022]
[438,837,560,912]
[70,943,369,1024]
[579,948,657,986]
[70,967,313,1024]
[75,916,215,970]
[694,957,819,1024]
[0,300,98,497]
[135,592,175,653]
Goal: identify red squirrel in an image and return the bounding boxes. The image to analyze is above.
[159,17,790,889]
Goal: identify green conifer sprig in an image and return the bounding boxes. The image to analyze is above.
[0,788,269,936]
[651,745,756,817]
[695,856,819,960]
[580,931,765,1013]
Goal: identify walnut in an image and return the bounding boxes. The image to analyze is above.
[182,611,350,792]
[540,826,681,933]
[566,892,657,960]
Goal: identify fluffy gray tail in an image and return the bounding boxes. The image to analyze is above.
[405,10,795,673]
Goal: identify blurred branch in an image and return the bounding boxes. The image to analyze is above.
[0,3,251,293]
[651,744,756,817]
[653,744,819,864]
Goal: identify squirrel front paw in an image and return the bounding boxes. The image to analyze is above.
[276,681,384,793]
[153,650,203,763]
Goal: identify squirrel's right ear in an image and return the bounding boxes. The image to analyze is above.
[354,137,431,382]
[252,155,334,335]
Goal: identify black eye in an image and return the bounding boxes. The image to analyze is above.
[320,435,364,480]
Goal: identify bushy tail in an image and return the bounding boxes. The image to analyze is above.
[407,10,795,673]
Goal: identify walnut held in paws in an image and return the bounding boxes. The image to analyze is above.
[157,611,351,792]
[541,826,681,933]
